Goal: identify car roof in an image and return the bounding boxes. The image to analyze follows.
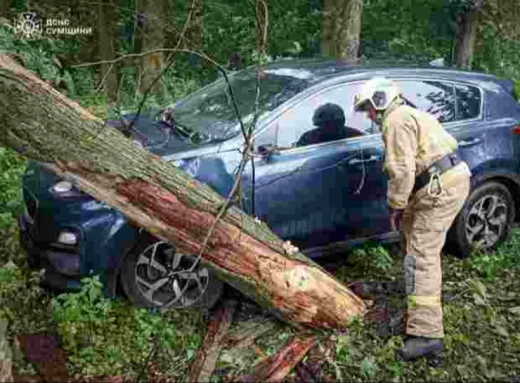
[259,58,512,92]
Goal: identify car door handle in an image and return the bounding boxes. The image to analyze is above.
[458,137,483,147]
[347,154,381,165]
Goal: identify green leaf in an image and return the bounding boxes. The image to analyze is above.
[360,356,378,377]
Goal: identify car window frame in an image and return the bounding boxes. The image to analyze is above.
[392,77,484,126]
[251,80,375,153]
[222,74,486,153]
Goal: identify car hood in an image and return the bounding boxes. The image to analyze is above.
[106,112,228,157]
[26,114,235,204]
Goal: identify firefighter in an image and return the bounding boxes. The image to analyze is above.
[353,77,471,363]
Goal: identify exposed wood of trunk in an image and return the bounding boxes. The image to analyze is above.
[98,0,121,102]
[236,335,317,383]
[455,0,483,69]
[0,54,366,329]
[188,300,237,383]
[321,0,363,61]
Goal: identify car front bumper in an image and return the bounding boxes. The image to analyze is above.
[19,212,82,292]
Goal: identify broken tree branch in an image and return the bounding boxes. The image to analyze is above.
[235,335,317,383]
[188,300,237,383]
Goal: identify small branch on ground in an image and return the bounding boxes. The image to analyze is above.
[188,300,238,383]
[234,335,317,383]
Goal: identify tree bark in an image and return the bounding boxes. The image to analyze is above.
[255,0,268,54]
[134,0,166,94]
[321,0,363,61]
[455,0,483,69]
[185,0,202,51]
[0,54,366,330]
[98,0,121,103]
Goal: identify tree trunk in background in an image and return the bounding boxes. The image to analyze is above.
[0,54,366,330]
[185,0,202,50]
[98,0,121,102]
[0,0,13,22]
[134,0,166,94]
[255,0,268,54]
[321,0,363,61]
[455,0,483,69]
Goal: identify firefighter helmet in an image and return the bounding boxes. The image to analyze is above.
[354,77,400,112]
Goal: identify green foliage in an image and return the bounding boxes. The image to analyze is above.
[0,147,26,228]
[345,243,395,280]
[51,275,201,377]
[361,0,454,63]
[465,231,520,280]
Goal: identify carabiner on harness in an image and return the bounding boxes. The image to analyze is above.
[427,172,444,197]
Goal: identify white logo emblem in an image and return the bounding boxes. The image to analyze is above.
[14,12,43,40]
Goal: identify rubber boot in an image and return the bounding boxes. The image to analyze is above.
[396,335,443,366]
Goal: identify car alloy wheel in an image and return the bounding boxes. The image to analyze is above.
[448,181,514,258]
[133,241,212,308]
[465,194,508,250]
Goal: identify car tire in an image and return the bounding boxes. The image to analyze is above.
[447,181,515,259]
[120,237,224,310]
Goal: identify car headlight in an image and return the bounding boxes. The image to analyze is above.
[52,180,74,194]
[57,230,78,245]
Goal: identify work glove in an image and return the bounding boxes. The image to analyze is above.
[389,207,404,232]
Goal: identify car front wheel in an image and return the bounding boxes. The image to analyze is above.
[448,181,515,258]
[120,238,224,309]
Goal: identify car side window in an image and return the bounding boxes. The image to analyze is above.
[273,83,373,149]
[397,80,456,123]
[455,84,481,120]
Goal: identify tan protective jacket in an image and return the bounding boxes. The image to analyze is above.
[381,99,469,209]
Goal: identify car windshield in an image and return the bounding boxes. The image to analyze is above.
[170,67,316,142]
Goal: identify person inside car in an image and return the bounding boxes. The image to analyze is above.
[296,103,364,147]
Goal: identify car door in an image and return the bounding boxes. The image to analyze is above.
[240,82,383,251]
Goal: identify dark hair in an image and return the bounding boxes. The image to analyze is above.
[312,103,345,127]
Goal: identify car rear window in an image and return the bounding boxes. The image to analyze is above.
[397,80,456,123]
[455,84,481,120]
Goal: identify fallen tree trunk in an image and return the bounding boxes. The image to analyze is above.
[0,54,366,329]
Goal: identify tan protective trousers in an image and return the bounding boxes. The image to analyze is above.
[400,165,470,338]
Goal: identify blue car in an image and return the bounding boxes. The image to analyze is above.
[19,60,520,309]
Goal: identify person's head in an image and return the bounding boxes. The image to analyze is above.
[312,103,345,132]
[354,77,401,125]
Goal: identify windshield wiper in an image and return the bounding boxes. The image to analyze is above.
[158,108,203,144]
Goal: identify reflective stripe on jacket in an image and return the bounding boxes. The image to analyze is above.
[381,99,461,209]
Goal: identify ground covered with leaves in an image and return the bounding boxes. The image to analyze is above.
[2,186,520,382]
